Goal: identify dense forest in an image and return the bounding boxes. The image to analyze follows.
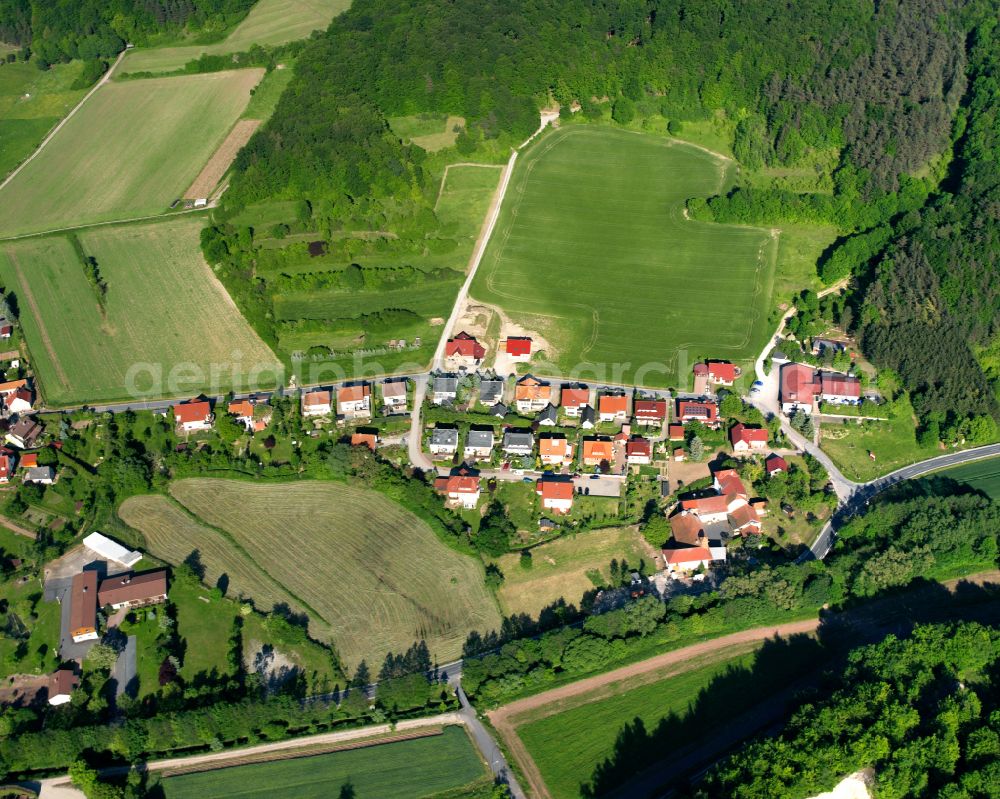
[698,622,1000,798]
[0,0,255,65]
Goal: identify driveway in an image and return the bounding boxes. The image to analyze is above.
[112,635,137,699]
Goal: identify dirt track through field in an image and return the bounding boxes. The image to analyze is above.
[488,618,821,799]
[184,118,261,199]
[6,248,69,390]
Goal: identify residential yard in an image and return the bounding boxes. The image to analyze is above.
[0,217,280,405]
[159,725,488,799]
[0,69,263,236]
[0,59,87,179]
[120,0,352,75]
[0,570,60,681]
[121,478,502,669]
[471,125,779,387]
[820,396,930,481]
[494,527,657,617]
[169,575,239,685]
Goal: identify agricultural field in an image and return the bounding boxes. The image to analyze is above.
[0,70,263,237]
[160,726,487,799]
[0,59,87,179]
[514,638,820,799]
[494,527,656,617]
[389,113,465,152]
[928,456,1000,500]
[471,125,778,387]
[120,478,502,668]
[0,217,280,405]
[121,0,352,75]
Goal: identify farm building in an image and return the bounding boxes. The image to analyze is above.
[504,337,532,360]
[537,478,574,514]
[780,363,861,413]
[434,474,481,509]
[680,494,729,523]
[98,570,168,610]
[539,433,572,465]
[83,532,142,567]
[561,385,590,416]
[445,331,486,365]
[515,375,552,413]
[302,390,333,416]
[730,423,768,452]
[337,384,372,418]
[173,399,213,432]
[713,468,749,500]
[69,571,99,643]
[598,392,629,422]
[48,669,79,706]
[670,512,707,547]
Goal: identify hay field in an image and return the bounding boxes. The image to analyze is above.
[122,478,501,668]
[495,528,656,617]
[122,0,352,75]
[0,70,263,237]
[471,125,777,386]
[0,217,280,405]
[161,726,486,799]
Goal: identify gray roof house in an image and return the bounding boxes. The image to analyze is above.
[429,425,459,455]
[502,429,534,456]
[579,405,596,429]
[465,428,495,457]
[479,379,504,406]
[24,466,55,485]
[490,402,509,418]
[536,404,559,426]
[432,375,459,404]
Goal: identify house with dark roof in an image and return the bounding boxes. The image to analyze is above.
[48,669,79,706]
[465,427,495,459]
[490,402,509,418]
[432,375,459,404]
[536,404,559,426]
[765,454,788,476]
[478,378,504,406]
[502,429,534,456]
[24,465,54,485]
[579,405,596,429]
[429,425,459,455]
[98,570,168,610]
[6,416,42,449]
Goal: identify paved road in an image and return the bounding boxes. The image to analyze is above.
[458,686,527,799]
[112,635,137,699]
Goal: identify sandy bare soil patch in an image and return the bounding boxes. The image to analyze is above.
[184,118,261,199]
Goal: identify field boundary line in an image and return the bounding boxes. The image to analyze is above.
[5,248,70,390]
[0,207,213,244]
[0,48,128,195]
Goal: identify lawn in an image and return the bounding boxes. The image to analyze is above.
[0,217,280,405]
[515,637,821,799]
[820,395,929,481]
[121,0,352,75]
[494,527,656,617]
[471,125,778,387]
[0,59,87,179]
[160,725,486,799]
[120,478,502,668]
[389,114,465,152]
[169,575,239,684]
[0,70,263,237]
[928,456,1000,500]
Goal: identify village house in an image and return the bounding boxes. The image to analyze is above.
[429,426,459,456]
[432,375,459,404]
[780,363,861,413]
[445,331,486,366]
[680,494,730,524]
[381,380,409,413]
[0,378,29,401]
[227,398,271,432]
[478,378,504,406]
[634,399,667,426]
[434,473,481,509]
[765,454,788,476]
[536,404,559,426]
[730,422,768,453]
[17,453,36,470]
[465,428,495,459]
[598,392,629,422]
[48,669,79,706]
[626,437,652,465]
[4,386,33,415]
[0,449,14,483]
[69,570,99,643]
[579,405,596,429]
[820,372,862,405]
[713,468,749,500]
[581,436,614,468]
[504,337,532,361]
[302,389,333,417]
[538,433,572,466]
[700,360,739,386]
[676,399,719,426]
[98,570,168,610]
[661,544,715,576]
[502,429,534,457]
[515,375,552,413]
[670,511,707,547]
[811,337,848,356]
[337,383,372,418]
[350,431,378,451]
[24,465,55,485]
[537,478,574,514]
[490,402,509,418]
[561,385,590,416]
[0,318,12,339]
[728,503,762,534]
[667,424,685,442]
[173,400,213,432]
[6,416,42,449]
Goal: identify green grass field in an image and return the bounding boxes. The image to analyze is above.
[389,114,465,152]
[0,60,87,179]
[120,478,501,668]
[122,0,352,75]
[471,125,778,387]
[495,527,655,617]
[930,456,1000,500]
[0,70,262,237]
[160,726,487,799]
[0,217,280,405]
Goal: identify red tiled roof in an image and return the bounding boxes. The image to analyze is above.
[228,400,255,418]
[515,376,551,401]
[561,388,590,408]
[670,513,705,546]
[18,453,37,469]
[446,332,486,360]
[781,363,819,404]
[98,570,168,607]
[49,668,79,698]
[0,451,13,479]
[539,435,570,457]
[505,337,532,356]
[677,400,718,421]
[667,424,685,441]
[0,379,27,395]
[337,384,371,403]
[627,437,652,457]
[820,372,861,398]
[634,399,667,420]
[706,361,737,382]
[713,468,748,499]
[537,480,574,500]
[662,545,713,565]
[765,454,788,474]
[436,475,480,495]
[729,504,761,530]
[582,438,614,462]
[9,387,32,406]
[599,394,628,414]
[350,432,377,450]
[173,400,211,424]
[681,495,729,515]
[730,423,768,447]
